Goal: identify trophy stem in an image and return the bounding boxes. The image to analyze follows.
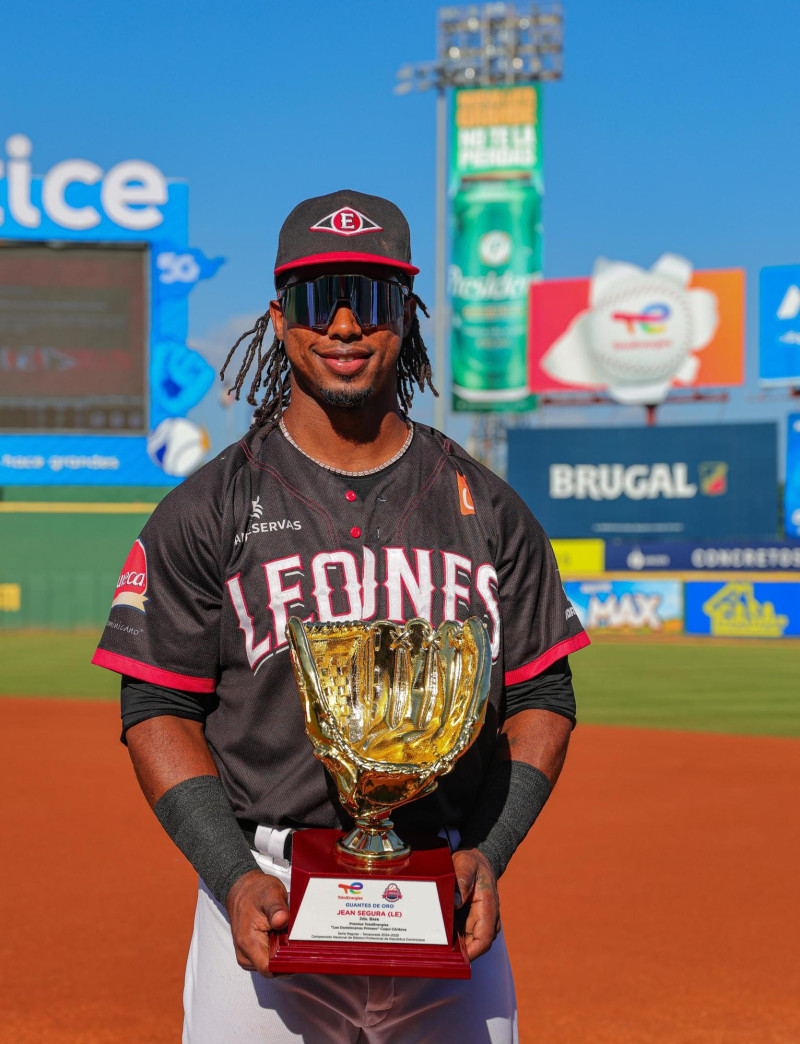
[336,816,411,864]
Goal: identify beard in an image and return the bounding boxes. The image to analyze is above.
[317,378,375,410]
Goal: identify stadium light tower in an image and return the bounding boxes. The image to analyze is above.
[396,3,564,432]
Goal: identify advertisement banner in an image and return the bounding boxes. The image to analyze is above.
[786,413,800,539]
[685,580,800,638]
[451,85,543,186]
[564,579,683,633]
[528,256,744,405]
[450,86,542,413]
[605,541,800,572]
[507,423,778,541]
[550,539,605,575]
[0,135,222,485]
[759,265,800,385]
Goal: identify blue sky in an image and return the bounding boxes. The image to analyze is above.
[4,0,800,451]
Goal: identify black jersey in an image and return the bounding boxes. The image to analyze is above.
[93,423,588,833]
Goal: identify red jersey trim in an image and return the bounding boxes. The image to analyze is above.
[91,648,216,693]
[504,632,591,687]
[274,252,420,276]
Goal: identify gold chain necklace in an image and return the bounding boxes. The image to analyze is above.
[279,416,414,477]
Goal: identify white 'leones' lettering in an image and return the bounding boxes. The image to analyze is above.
[228,548,508,673]
[384,548,434,623]
[361,548,378,619]
[264,555,305,648]
[312,551,362,622]
[475,563,501,659]
[226,573,272,668]
[442,552,472,621]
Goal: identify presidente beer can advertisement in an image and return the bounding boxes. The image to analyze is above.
[450,85,542,413]
[507,423,778,542]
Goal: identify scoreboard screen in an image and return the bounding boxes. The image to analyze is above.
[0,242,148,434]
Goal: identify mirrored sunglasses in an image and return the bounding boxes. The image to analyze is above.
[278,274,409,331]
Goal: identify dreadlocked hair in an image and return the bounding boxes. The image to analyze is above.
[219,291,438,432]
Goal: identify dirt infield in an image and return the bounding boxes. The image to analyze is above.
[1,700,798,1043]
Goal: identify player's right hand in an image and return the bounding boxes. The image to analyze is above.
[225,869,290,977]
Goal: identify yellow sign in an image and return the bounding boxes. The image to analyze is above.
[702,582,789,638]
[550,539,605,576]
[454,85,538,129]
[0,583,21,612]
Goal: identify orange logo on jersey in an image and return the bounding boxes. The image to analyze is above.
[457,474,475,515]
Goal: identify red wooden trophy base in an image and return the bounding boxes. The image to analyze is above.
[269,829,470,979]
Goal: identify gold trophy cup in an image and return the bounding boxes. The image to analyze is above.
[268,616,491,978]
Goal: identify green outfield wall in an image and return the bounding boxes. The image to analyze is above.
[0,489,166,629]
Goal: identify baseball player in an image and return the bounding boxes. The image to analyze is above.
[93,189,589,1043]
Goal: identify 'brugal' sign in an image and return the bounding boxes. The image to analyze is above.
[0,134,174,236]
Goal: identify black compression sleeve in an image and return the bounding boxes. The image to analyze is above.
[504,656,576,726]
[459,761,552,879]
[120,675,216,744]
[153,776,261,906]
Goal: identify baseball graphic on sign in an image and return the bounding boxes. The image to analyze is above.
[147,417,210,477]
[540,254,719,405]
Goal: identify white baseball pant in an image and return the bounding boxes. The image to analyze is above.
[182,828,519,1043]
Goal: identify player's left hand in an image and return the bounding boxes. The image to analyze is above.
[452,848,501,961]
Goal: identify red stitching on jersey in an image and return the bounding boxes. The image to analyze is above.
[504,631,591,687]
[393,450,450,542]
[91,648,217,692]
[239,439,339,544]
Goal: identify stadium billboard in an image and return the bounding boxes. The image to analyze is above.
[564,579,683,634]
[528,255,744,405]
[759,265,800,386]
[786,413,800,539]
[449,85,541,413]
[685,580,800,638]
[507,423,778,541]
[605,541,800,572]
[0,134,222,485]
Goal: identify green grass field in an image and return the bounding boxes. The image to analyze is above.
[1,629,798,738]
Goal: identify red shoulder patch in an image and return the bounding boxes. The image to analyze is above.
[112,539,149,612]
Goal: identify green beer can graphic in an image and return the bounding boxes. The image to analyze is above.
[450,179,541,412]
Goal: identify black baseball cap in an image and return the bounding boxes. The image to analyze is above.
[274,189,419,281]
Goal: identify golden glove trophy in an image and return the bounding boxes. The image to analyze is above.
[268,616,491,978]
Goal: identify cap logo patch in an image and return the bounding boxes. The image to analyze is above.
[310,207,382,237]
[112,539,149,613]
[457,474,476,515]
